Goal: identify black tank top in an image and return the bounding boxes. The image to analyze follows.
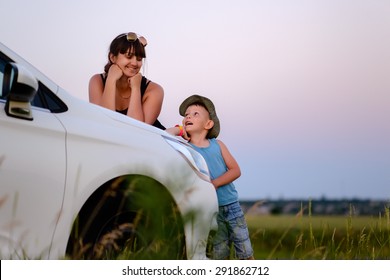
[100,74,165,130]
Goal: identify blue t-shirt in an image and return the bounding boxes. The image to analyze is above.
[190,138,239,206]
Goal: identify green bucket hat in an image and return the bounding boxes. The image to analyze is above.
[179,94,220,139]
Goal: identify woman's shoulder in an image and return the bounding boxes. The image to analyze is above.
[144,78,164,96]
[90,73,105,83]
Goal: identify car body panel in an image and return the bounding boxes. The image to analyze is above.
[0,102,66,258]
[0,42,218,260]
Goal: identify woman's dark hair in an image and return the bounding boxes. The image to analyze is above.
[104,33,146,73]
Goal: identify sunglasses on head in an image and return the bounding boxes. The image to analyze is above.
[116,32,147,47]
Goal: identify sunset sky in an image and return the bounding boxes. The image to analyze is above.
[1,0,389,200]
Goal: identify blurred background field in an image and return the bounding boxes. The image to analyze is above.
[246,206,390,259]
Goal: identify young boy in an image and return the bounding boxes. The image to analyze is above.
[167,94,254,260]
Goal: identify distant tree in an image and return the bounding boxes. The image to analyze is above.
[271,206,282,215]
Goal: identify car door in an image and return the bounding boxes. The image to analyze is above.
[0,55,67,259]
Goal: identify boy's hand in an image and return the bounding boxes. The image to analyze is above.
[182,126,190,141]
[166,125,190,141]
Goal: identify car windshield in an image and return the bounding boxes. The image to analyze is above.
[0,51,68,113]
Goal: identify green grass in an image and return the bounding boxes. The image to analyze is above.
[246,207,390,259]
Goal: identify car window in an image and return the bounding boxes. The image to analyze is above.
[0,51,67,113]
[0,52,6,98]
[32,82,68,113]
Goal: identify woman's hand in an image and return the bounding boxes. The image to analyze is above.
[107,64,123,82]
[128,72,142,89]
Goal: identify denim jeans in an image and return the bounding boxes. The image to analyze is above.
[213,201,254,259]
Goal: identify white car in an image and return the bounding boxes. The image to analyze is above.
[0,42,218,260]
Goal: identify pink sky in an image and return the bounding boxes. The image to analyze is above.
[1,0,389,199]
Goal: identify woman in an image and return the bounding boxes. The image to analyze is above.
[89,32,165,129]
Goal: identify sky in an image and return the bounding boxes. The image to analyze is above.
[1,0,389,200]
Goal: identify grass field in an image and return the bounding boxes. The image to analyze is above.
[246,208,390,259]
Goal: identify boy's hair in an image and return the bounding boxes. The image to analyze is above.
[179,94,220,138]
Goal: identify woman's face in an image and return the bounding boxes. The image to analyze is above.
[111,47,143,77]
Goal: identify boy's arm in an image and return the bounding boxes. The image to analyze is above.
[165,126,181,135]
[212,140,241,189]
[165,125,190,140]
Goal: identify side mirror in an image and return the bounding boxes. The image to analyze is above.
[3,62,38,120]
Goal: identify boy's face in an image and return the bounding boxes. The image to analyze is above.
[183,104,214,136]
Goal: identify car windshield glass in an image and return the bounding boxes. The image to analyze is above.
[0,52,8,99]
[0,51,67,113]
